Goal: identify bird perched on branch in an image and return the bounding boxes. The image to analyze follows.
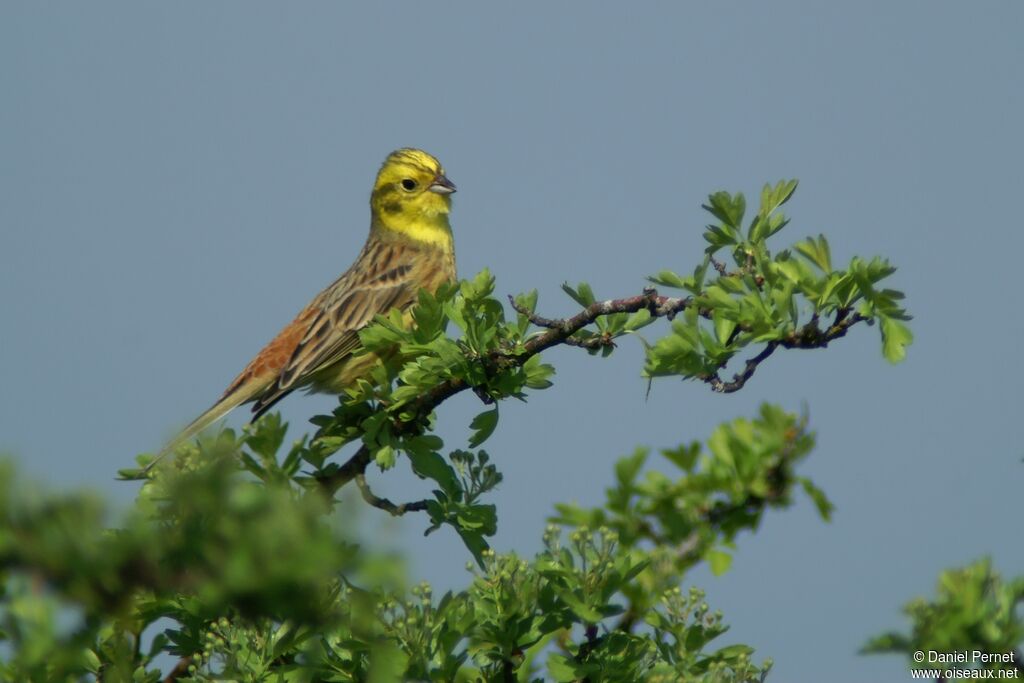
[150,148,457,470]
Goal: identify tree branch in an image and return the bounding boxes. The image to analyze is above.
[354,473,429,516]
[782,308,866,348]
[404,289,689,428]
[317,290,683,496]
[314,445,372,496]
[317,291,868,498]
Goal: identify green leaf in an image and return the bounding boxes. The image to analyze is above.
[799,477,835,521]
[280,438,306,476]
[759,179,798,218]
[244,412,287,462]
[368,640,409,683]
[547,654,580,681]
[238,451,265,479]
[861,632,913,655]
[660,443,700,472]
[523,354,555,389]
[615,449,648,486]
[703,190,746,231]
[411,286,448,338]
[880,316,913,363]
[794,235,832,273]
[514,289,539,336]
[703,225,738,254]
[648,270,689,290]
[457,528,491,569]
[374,445,397,470]
[623,309,652,332]
[773,258,809,285]
[405,434,444,455]
[713,314,737,345]
[117,465,148,480]
[408,450,461,498]
[643,314,716,379]
[620,558,651,584]
[82,649,101,674]
[556,589,605,623]
[562,282,596,307]
[468,407,500,448]
[715,643,756,659]
[460,268,496,301]
[457,504,497,535]
[706,549,733,576]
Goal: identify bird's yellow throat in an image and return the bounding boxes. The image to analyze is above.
[372,209,453,251]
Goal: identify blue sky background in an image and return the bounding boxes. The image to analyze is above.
[2,3,1022,681]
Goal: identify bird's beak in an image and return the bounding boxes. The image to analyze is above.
[428,174,457,195]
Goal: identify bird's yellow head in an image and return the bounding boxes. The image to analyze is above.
[370,149,456,247]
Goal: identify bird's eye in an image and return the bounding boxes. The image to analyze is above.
[401,178,418,191]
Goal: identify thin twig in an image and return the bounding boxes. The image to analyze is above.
[354,473,429,516]
[703,342,779,393]
[508,297,563,329]
[704,307,867,393]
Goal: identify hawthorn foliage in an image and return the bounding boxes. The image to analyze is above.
[863,559,1024,678]
[0,182,922,682]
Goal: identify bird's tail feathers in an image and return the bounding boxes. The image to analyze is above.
[144,385,259,474]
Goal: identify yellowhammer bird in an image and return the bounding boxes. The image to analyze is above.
[153,148,457,466]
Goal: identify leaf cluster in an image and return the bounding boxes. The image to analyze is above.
[0,408,801,682]
[0,443,363,682]
[863,558,1024,676]
[647,181,911,388]
[552,404,830,632]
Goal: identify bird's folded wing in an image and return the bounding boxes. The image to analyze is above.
[251,252,423,415]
